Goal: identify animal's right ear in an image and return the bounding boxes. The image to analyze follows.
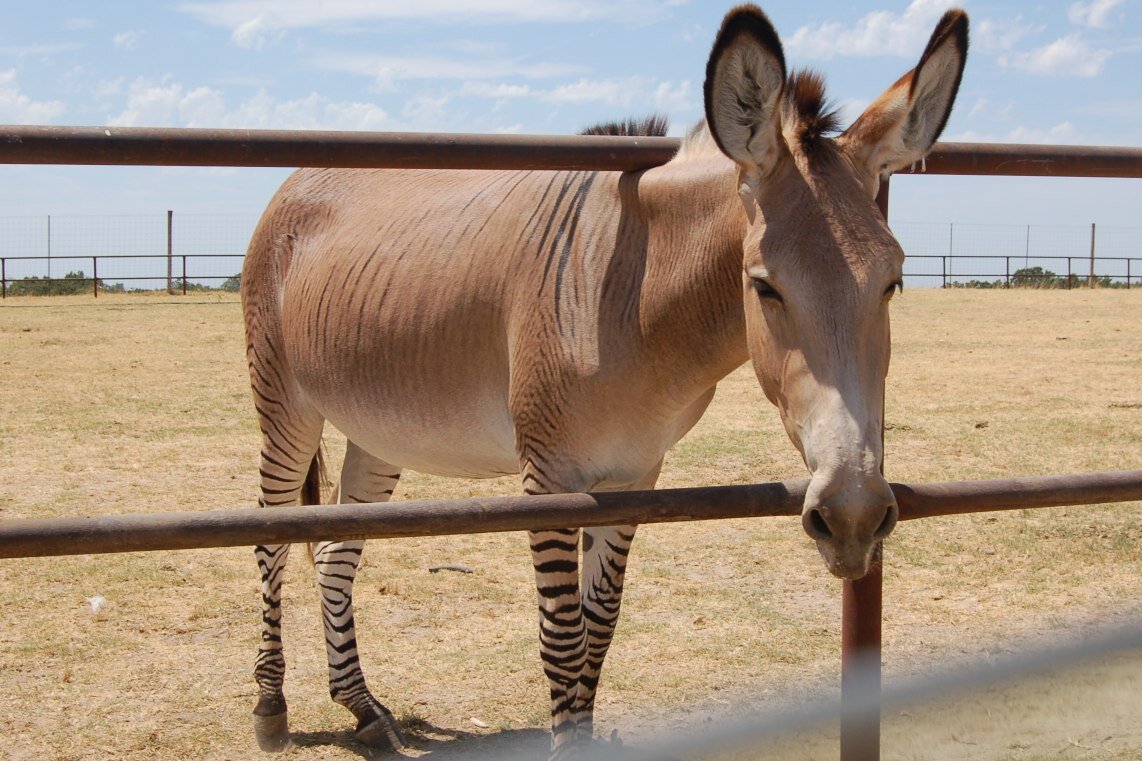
[704,5,787,180]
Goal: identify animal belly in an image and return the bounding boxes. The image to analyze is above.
[319,394,520,479]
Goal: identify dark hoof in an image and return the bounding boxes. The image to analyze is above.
[355,710,406,752]
[253,710,291,752]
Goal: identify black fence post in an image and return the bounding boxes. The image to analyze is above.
[92,256,98,298]
[1005,256,1010,288]
[182,255,188,296]
[1,257,6,299]
[167,210,174,295]
[1089,223,1096,288]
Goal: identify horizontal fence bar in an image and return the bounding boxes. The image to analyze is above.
[900,142,1142,179]
[2,125,1141,178]
[0,125,678,172]
[0,470,1138,559]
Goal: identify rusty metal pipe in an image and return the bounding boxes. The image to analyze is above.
[912,142,1142,179]
[0,470,1138,560]
[2,126,1140,178]
[0,125,679,172]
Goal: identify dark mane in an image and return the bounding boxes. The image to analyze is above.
[578,114,669,137]
[784,70,842,152]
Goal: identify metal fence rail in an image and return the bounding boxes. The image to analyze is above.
[2,125,1141,176]
[2,470,1140,559]
[2,124,1140,761]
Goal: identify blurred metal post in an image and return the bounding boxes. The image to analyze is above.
[92,256,98,298]
[167,210,174,295]
[1,257,6,299]
[837,176,890,761]
[46,214,51,296]
[841,549,883,761]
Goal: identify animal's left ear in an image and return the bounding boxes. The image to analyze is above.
[840,9,968,181]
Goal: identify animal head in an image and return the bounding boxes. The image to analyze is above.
[704,5,968,578]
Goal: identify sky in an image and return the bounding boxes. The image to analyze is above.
[0,0,1139,229]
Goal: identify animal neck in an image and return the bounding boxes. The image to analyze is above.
[634,157,751,394]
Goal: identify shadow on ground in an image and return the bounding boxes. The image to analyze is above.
[289,721,674,760]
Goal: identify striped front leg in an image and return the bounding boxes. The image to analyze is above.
[574,524,638,742]
[314,441,406,751]
[530,526,586,759]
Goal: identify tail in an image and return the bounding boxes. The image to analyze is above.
[303,443,332,565]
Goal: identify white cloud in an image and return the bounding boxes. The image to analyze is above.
[1067,0,1124,28]
[113,30,142,50]
[180,0,682,40]
[949,122,1084,145]
[1003,33,1111,77]
[540,76,692,110]
[231,14,283,50]
[107,76,392,130]
[784,0,950,59]
[0,42,84,57]
[64,18,97,31]
[1005,122,1083,144]
[311,51,583,90]
[0,69,66,123]
[460,82,532,98]
[973,17,1042,54]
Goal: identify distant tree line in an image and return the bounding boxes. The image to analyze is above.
[953,266,1127,289]
[4,272,241,296]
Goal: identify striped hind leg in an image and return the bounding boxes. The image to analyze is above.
[311,440,406,751]
[251,403,325,751]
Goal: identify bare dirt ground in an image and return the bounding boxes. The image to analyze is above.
[0,289,1139,760]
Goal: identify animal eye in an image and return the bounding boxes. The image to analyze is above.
[751,277,784,304]
[884,280,903,300]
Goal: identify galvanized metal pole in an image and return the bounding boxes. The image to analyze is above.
[841,548,883,761]
[838,175,891,761]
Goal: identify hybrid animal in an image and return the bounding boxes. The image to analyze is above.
[241,5,968,757]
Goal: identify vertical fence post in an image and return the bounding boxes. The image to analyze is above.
[92,256,98,298]
[167,210,174,295]
[182,255,188,296]
[1067,258,1072,289]
[1128,259,1132,289]
[1005,256,1010,288]
[838,175,889,761]
[1,257,6,299]
[842,548,883,761]
[1088,223,1096,288]
[46,214,51,297]
[941,256,947,289]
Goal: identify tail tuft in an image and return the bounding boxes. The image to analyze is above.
[302,443,330,565]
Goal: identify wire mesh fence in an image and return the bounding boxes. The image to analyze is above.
[893,221,1142,288]
[1,214,1140,297]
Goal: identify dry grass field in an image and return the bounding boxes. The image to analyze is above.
[0,288,1139,760]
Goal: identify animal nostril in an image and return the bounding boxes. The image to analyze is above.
[807,508,833,540]
[874,503,898,539]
